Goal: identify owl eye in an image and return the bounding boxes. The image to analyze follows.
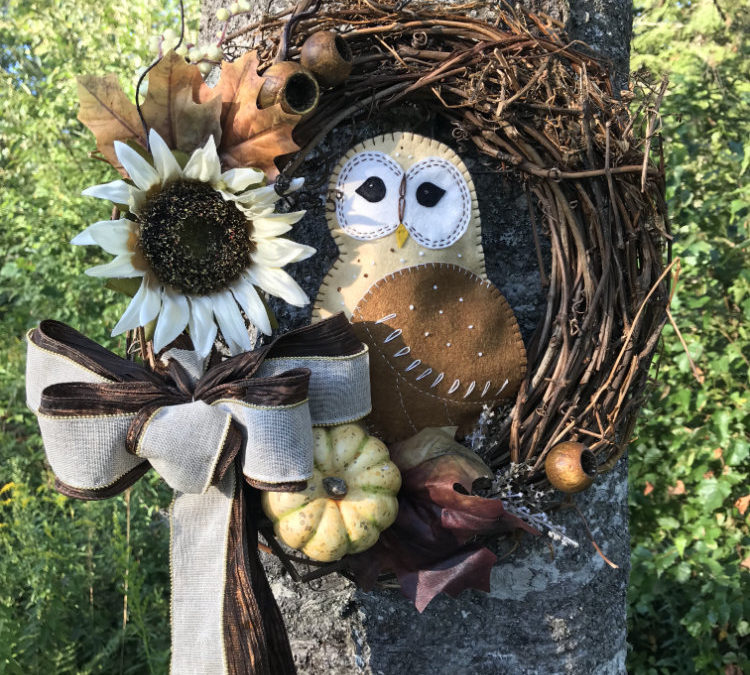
[415,181,446,207]
[333,151,402,241]
[404,157,472,249]
[356,176,387,203]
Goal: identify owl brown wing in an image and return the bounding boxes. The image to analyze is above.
[352,263,527,442]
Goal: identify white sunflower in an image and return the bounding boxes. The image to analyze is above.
[73,129,314,357]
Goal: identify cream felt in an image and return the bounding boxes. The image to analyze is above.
[314,132,484,320]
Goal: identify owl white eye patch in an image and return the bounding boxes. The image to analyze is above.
[404,157,471,248]
[334,150,401,240]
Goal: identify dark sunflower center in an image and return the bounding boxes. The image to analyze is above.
[138,180,255,295]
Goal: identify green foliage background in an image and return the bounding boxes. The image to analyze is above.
[0,0,747,672]
[628,0,750,672]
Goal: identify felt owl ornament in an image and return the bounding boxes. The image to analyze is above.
[314,132,527,442]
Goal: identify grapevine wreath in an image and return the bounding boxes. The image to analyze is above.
[25,1,670,673]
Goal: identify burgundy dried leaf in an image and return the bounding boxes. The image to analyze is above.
[348,428,537,611]
[397,547,498,613]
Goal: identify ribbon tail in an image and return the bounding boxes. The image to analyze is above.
[170,471,235,674]
[170,464,296,675]
[224,474,296,675]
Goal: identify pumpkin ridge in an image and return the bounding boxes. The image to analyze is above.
[333,500,354,546]
[297,499,329,548]
[340,432,374,472]
[270,497,315,522]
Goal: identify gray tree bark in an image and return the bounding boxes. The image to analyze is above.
[201,1,633,672]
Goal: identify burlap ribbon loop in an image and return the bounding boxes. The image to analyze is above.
[26,314,371,496]
[25,314,372,675]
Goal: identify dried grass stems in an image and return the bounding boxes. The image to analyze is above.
[236,0,670,487]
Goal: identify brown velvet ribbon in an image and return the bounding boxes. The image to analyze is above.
[25,314,369,675]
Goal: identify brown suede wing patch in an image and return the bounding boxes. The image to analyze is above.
[352,264,527,442]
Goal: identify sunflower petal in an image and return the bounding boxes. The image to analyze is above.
[253,237,316,267]
[251,218,294,238]
[233,185,278,210]
[71,229,96,246]
[148,129,182,182]
[246,265,309,307]
[283,177,305,193]
[221,167,265,193]
[114,141,160,192]
[231,276,272,335]
[82,180,132,205]
[71,219,134,255]
[111,276,162,336]
[253,211,306,234]
[153,289,190,352]
[212,291,252,355]
[183,134,221,184]
[85,254,143,278]
[188,295,218,358]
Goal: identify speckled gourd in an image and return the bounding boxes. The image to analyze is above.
[261,424,402,562]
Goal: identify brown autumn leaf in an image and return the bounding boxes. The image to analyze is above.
[348,428,537,612]
[77,74,146,172]
[78,52,222,177]
[204,51,300,179]
[667,479,686,496]
[644,481,654,496]
[734,495,750,515]
[741,556,750,571]
[141,51,222,155]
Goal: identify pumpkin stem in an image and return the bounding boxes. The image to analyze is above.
[322,476,348,499]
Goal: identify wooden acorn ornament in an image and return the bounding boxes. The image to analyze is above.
[544,442,597,493]
[258,61,320,115]
[300,31,353,87]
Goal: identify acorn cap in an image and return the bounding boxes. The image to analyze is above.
[300,31,353,88]
[544,442,597,493]
[258,61,320,116]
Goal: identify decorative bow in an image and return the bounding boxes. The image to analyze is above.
[26,315,370,675]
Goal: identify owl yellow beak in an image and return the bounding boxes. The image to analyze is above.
[396,223,409,248]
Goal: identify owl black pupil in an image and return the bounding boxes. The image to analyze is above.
[416,182,446,207]
[356,176,387,203]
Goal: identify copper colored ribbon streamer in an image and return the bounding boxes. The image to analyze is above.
[25,315,370,675]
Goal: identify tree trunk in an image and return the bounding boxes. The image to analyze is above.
[200,1,632,672]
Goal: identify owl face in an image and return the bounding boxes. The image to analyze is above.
[316,132,485,321]
[335,150,473,249]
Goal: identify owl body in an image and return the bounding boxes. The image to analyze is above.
[314,133,526,442]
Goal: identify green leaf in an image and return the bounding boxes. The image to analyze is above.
[697,478,732,512]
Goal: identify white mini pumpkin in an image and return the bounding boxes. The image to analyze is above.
[261,424,401,562]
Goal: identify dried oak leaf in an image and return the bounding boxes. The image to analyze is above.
[77,74,146,172]
[348,427,537,612]
[141,52,222,156]
[77,52,222,176]
[202,51,300,179]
